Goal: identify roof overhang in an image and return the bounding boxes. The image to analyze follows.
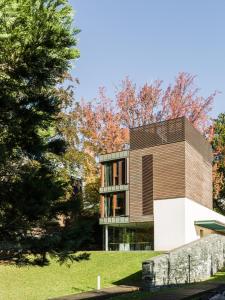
[195,220,225,232]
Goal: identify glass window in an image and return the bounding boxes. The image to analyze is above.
[108,226,154,251]
[104,163,113,186]
[115,192,126,216]
[104,159,126,186]
[104,194,113,217]
[121,159,126,184]
[104,192,126,217]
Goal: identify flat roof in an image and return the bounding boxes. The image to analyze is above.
[195,220,225,232]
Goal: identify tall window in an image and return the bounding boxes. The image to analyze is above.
[104,192,126,217]
[115,192,126,216]
[104,194,113,217]
[104,163,113,186]
[116,159,126,185]
[104,159,126,187]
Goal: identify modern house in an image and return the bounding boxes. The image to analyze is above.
[99,117,225,251]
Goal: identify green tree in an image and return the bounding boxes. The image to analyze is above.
[211,113,225,212]
[0,0,85,263]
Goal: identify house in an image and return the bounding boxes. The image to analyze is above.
[99,117,225,251]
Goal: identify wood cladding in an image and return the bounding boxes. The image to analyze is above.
[100,164,104,187]
[130,117,185,151]
[130,117,212,164]
[113,162,117,185]
[185,142,212,209]
[142,155,153,215]
[129,140,213,221]
[129,142,186,219]
[100,195,104,218]
[113,194,117,217]
[184,119,213,164]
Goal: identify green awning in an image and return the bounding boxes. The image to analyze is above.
[195,220,225,232]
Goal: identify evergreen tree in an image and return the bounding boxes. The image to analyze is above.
[0,0,82,262]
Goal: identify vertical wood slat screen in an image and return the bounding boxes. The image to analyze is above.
[142,155,153,215]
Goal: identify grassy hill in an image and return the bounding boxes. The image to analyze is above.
[0,251,159,300]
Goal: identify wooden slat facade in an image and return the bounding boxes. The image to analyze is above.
[130,117,185,150]
[185,142,212,209]
[142,155,153,215]
[184,118,213,164]
[129,142,186,219]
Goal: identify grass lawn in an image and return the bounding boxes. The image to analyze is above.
[208,268,225,283]
[0,251,159,300]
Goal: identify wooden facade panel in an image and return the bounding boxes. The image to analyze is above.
[185,142,212,209]
[100,195,104,218]
[129,142,186,219]
[184,118,213,164]
[142,155,153,215]
[130,117,185,150]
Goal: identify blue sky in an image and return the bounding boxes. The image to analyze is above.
[70,0,225,117]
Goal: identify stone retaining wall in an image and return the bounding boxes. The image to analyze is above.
[142,234,225,288]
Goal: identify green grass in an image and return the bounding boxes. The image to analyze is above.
[0,251,159,300]
[207,267,225,283]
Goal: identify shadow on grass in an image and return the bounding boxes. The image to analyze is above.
[0,251,90,267]
[113,270,142,287]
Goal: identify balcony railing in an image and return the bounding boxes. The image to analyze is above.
[99,216,129,225]
[108,242,153,251]
[99,184,128,194]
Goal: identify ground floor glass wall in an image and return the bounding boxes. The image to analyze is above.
[107,225,154,251]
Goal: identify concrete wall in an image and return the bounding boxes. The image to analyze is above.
[143,234,225,288]
[154,198,225,251]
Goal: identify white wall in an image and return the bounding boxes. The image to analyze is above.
[184,198,225,243]
[154,198,225,251]
[154,198,186,251]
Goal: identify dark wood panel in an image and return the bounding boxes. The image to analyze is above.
[142,155,153,215]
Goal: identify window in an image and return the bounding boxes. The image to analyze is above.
[104,159,126,187]
[108,226,154,251]
[115,192,126,216]
[103,192,126,217]
[104,194,113,217]
[104,163,113,186]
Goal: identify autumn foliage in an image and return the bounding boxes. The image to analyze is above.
[80,72,216,154]
[209,114,225,205]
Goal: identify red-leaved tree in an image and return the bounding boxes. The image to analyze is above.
[80,72,216,155]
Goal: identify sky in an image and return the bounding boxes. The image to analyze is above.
[69,0,225,117]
